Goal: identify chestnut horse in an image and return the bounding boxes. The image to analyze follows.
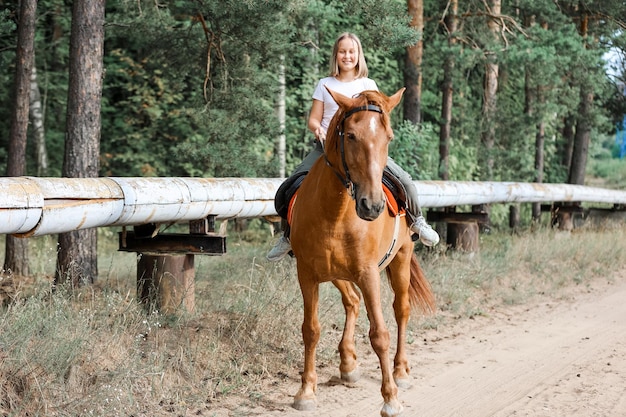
[289,88,436,417]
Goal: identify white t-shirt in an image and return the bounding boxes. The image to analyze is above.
[312,77,378,132]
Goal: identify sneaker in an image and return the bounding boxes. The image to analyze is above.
[267,235,292,261]
[411,215,440,247]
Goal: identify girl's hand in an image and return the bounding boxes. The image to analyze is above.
[315,127,327,149]
[315,127,326,142]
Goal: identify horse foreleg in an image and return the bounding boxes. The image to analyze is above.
[360,275,403,417]
[333,280,361,383]
[293,275,320,411]
[387,255,413,389]
[391,283,411,388]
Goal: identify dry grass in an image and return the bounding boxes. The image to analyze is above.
[0,218,625,415]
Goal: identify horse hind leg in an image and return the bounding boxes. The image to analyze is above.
[333,280,361,383]
[387,249,435,391]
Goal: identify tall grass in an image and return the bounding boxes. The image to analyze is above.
[0,220,625,415]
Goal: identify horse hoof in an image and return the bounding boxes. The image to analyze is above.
[394,377,411,390]
[292,398,316,412]
[380,400,404,417]
[341,368,361,383]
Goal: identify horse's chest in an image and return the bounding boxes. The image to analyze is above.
[296,235,376,279]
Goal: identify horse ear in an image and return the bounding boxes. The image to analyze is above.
[386,88,406,112]
[325,86,352,108]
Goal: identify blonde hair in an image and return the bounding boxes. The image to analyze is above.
[329,32,369,78]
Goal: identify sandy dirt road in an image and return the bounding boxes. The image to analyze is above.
[248,275,626,417]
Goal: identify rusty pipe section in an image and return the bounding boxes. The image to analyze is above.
[1,177,625,236]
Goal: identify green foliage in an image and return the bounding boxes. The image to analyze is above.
[589,157,626,187]
[101,46,199,176]
[390,121,437,180]
[588,133,626,187]
[0,0,625,183]
[98,0,296,177]
[341,0,419,49]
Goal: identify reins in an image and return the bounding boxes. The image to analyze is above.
[324,104,384,198]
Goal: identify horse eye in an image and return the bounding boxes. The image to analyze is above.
[346,132,357,141]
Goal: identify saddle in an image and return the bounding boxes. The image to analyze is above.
[274,167,408,224]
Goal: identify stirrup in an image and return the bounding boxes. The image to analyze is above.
[267,235,292,261]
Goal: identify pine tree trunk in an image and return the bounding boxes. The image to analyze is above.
[523,15,547,222]
[277,55,286,178]
[568,89,593,185]
[561,113,575,170]
[30,65,48,176]
[56,230,99,286]
[568,10,593,186]
[439,0,457,181]
[523,47,547,220]
[480,0,501,181]
[4,0,37,277]
[533,118,546,219]
[55,0,106,287]
[403,0,423,124]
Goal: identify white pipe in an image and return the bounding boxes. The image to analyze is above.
[417,181,626,207]
[16,177,124,237]
[1,177,624,237]
[2,177,284,236]
[2,177,44,235]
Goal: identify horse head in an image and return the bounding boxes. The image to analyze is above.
[325,87,405,221]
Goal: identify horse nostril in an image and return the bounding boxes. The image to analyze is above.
[357,197,384,220]
[372,201,384,217]
[357,197,367,211]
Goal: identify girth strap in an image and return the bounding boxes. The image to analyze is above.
[377,213,402,269]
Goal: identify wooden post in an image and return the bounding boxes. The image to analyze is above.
[137,254,195,314]
[120,218,226,315]
[472,204,490,233]
[428,208,487,252]
[555,212,574,231]
[447,221,479,252]
[551,203,582,231]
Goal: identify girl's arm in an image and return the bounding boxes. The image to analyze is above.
[307,99,326,145]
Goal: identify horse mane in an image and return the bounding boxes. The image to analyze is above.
[326,90,392,153]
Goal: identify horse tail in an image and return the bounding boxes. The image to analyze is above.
[408,252,436,315]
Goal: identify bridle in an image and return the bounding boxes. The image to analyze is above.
[324,104,384,198]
